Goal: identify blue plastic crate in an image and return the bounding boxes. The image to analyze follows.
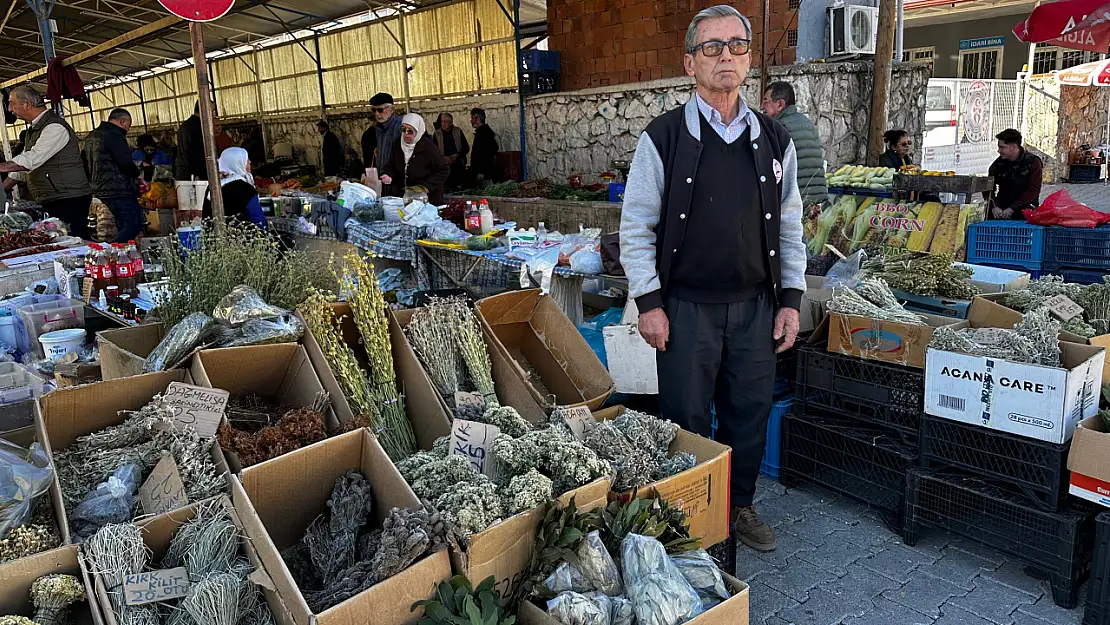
[761,397,794,480]
[1045,226,1110,271]
[520,50,560,72]
[1048,266,1109,285]
[966,221,1046,268]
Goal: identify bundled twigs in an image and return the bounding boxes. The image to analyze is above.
[300,293,378,420]
[405,297,499,414]
[828,278,926,325]
[85,523,157,625]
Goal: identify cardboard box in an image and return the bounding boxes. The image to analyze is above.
[1067,415,1110,508]
[822,311,953,369]
[4,413,72,545]
[475,290,614,414]
[233,429,452,625]
[517,574,749,625]
[924,300,1106,444]
[38,371,232,533]
[956,262,1031,294]
[87,496,293,625]
[0,546,102,625]
[594,406,731,547]
[189,343,341,461]
[96,322,165,380]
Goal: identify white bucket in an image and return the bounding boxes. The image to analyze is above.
[39,328,86,360]
[174,180,209,213]
[0,315,16,352]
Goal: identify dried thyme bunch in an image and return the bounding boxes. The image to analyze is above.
[1003,275,1084,312]
[492,428,612,494]
[1077,277,1110,323]
[828,279,926,325]
[30,575,86,625]
[333,251,415,460]
[301,292,379,423]
[304,471,374,588]
[504,469,554,515]
[929,308,1062,367]
[862,251,980,299]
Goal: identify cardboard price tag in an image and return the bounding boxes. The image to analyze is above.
[555,406,594,439]
[163,382,229,439]
[973,327,1007,346]
[123,568,190,605]
[449,419,501,478]
[1045,294,1084,322]
[454,391,485,415]
[81,278,94,304]
[139,453,189,516]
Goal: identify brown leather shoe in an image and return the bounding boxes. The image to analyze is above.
[733,505,776,552]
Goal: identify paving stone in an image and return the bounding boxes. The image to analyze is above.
[920,545,1003,590]
[758,499,807,530]
[750,531,818,568]
[784,511,858,545]
[980,559,1049,599]
[820,496,885,525]
[763,617,793,625]
[844,597,936,625]
[756,557,839,602]
[894,531,952,559]
[794,537,877,576]
[816,563,900,608]
[881,569,970,617]
[756,477,789,502]
[748,579,800,622]
[934,604,1001,625]
[777,588,870,625]
[1011,612,1059,625]
[736,543,780,581]
[828,517,902,550]
[1015,584,1087,625]
[858,543,939,584]
[775,484,840,511]
[948,576,1039,624]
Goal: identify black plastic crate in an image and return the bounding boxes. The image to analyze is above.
[919,414,1070,512]
[1085,512,1110,625]
[904,467,1098,609]
[781,413,917,529]
[794,341,924,437]
[774,334,805,397]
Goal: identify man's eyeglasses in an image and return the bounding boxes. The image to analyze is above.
[373,106,391,114]
[690,38,751,57]
[401,127,418,135]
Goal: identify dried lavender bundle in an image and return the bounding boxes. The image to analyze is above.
[405,303,461,399]
[303,471,374,587]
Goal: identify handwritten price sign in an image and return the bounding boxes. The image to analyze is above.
[450,419,501,478]
[163,382,229,439]
[555,406,594,439]
[123,568,190,605]
[139,453,189,515]
[1045,294,1084,322]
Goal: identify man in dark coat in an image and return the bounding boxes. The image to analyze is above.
[469,108,499,184]
[175,102,207,181]
[83,108,143,242]
[987,128,1043,220]
[762,81,827,207]
[317,120,343,178]
[362,92,403,176]
[433,112,469,191]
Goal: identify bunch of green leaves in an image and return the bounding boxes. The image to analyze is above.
[587,491,701,556]
[513,497,593,606]
[157,221,332,326]
[412,576,515,625]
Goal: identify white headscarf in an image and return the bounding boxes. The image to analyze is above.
[218,147,253,187]
[400,113,426,165]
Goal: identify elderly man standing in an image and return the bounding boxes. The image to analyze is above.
[362,93,403,176]
[620,4,806,552]
[84,108,143,242]
[762,81,827,208]
[0,85,93,239]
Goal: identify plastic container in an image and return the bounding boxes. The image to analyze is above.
[966,221,1047,268]
[17,301,85,358]
[919,414,1070,512]
[979,261,1042,280]
[1048,266,1109,285]
[903,467,1097,609]
[760,396,793,480]
[782,413,917,530]
[1085,512,1109,625]
[794,341,924,438]
[177,226,202,252]
[0,368,46,406]
[0,314,17,351]
[39,328,86,360]
[1045,225,1110,271]
[609,183,626,204]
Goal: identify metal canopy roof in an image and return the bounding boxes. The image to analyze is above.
[0,0,545,87]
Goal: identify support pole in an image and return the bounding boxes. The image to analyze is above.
[513,0,527,180]
[137,77,149,130]
[866,0,897,166]
[895,0,904,63]
[190,22,225,228]
[399,12,411,111]
[313,32,326,119]
[760,0,769,96]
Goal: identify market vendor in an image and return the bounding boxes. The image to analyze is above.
[132,134,173,181]
[217,147,267,230]
[620,5,805,553]
[986,129,1042,220]
[0,85,93,239]
[879,130,914,169]
[317,120,344,178]
[380,114,450,205]
[84,108,143,243]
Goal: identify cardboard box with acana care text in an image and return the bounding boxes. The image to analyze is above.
[593,406,731,547]
[924,298,1106,444]
[232,429,452,625]
[0,546,102,625]
[1067,415,1110,508]
[819,309,954,369]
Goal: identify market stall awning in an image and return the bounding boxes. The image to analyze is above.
[1055,58,1110,84]
[1013,0,1110,51]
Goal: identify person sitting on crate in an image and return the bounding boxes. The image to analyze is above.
[986,129,1043,221]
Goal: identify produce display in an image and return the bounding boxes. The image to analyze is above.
[579,411,696,492]
[1002,275,1110,338]
[897,165,957,176]
[217,394,330,468]
[0,573,86,625]
[827,278,925,324]
[471,179,609,202]
[862,251,980,299]
[0,230,52,255]
[404,297,497,416]
[929,307,1062,367]
[825,166,896,191]
[805,196,983,259]
[0,501,60,563]
[413,576,516,625]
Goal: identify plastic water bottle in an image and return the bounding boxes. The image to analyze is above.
[536,221,547,245]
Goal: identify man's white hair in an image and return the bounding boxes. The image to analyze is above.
[684,5,753,53]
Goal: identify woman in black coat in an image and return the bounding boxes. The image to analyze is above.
[380,113,450,205]
[879,130,914,169]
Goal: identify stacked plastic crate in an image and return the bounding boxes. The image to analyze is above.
[781,338,920,530]
[1085,512,1109,624]
[759,340,801,480]
[1044,226,1110,285]
[966,220,1047,278]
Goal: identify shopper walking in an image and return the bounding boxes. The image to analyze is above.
[470,108,499,184]
[433,112,469,191]
[0,85,93,239]
[362,93,403,176]
[620,4,805,553]
[84,108,144,242]
[762,81,827,207]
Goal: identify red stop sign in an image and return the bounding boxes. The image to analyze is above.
[157,0,234,21]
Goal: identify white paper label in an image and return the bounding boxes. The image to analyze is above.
[163,382,228,439]
[555,406,594,439]
[449,419,501,478]
[123,568,190,605]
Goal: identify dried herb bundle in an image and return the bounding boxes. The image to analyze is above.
[300,293,378,424]
[862,251,980,299]
[1003,276,1110,339]
[218,401,328,468]
[225,395,289,432]
[929,307,1062,367]
[31,575,86,625]
[405,297,498,414]
[492,428,612,494]
[85,523,157,625]
[0,502,60,562]
[412,576,516,625]
[163,500,241,581]
[828,279,926,325]
[578,411,691,492]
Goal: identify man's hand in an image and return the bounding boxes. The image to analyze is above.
[446,155,457,165]
[774,308,799,354]
[638,308,670,351]
[992,206,1005,219]
[380,174,392,185]
[1000,207,1015,219]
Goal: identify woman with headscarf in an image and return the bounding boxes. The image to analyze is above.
[216,147,267,229]
[380,113,450,205]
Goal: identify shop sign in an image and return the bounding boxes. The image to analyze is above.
[156,0,235,21]
[960,36,1006,50]
[961,81,993,144]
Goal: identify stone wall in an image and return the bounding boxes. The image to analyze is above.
[525,62,931,181]
[1056,86,1109,178]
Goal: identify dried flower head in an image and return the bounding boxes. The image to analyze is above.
[0,523,60,562]
[408,454,489,501]
[476,406,533,439]
[31,574,86,625]
[436,482,505,540]
[504,469,553,515]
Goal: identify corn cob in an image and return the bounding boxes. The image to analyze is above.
[927,205,961,254]
[907,202,943,251]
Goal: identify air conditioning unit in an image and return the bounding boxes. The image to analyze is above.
[828,4,879,56]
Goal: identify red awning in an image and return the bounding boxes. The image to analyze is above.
[1014,0,1110,51]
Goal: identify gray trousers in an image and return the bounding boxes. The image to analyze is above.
[657,291,776,507]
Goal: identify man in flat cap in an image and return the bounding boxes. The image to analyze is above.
[362,93,403,178]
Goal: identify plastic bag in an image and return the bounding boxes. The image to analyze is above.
[143,312,220,373]
[337,181,377,209]
[547,592,610,625]
[671,549,729,610]
[212,314,304,348]
[620,533,703,625]
[70,463,141,538]
[382,197,405,222]
[576,530,623,596]
[1023,190,1110,228]
[545,561,593,595]
[824,249,867,289]
[598,595,634,625]
[212,285,290,327]
[0,439,54,540]
[401,201,441,228]
[570,248,603,274]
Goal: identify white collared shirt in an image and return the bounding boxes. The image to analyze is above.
[9,110,70,182]
[695,92,756,145]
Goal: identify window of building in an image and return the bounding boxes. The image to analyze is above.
[788,0,801,10]
[787,28,798,47]
[902,46,935,62]
[1031,46,1100,74]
